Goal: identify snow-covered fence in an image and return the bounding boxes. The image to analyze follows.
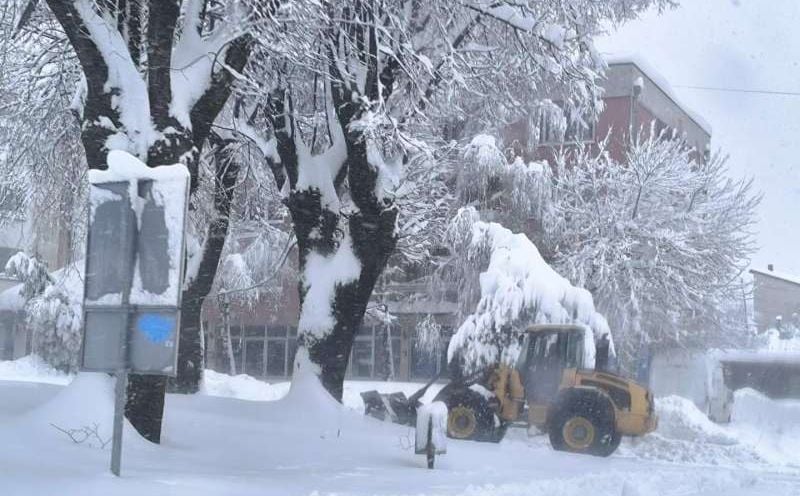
[416,402,448,469]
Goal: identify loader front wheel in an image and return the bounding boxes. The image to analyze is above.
[548,390,618,457]
[445,391,494,441]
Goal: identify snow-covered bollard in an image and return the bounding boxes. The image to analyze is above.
[415,401,448,469]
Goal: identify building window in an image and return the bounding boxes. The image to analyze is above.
[226,323,298,379]
[244,339,265,377]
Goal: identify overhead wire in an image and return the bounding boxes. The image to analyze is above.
[674,85,800,97]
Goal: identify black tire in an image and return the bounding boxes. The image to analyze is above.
[548,390,619,457]
[443,389,495,441]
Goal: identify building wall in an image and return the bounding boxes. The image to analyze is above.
[524,62,711,167]
[751,271,800,332]
[201,282,457,382]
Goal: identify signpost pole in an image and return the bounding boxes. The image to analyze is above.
[110,368,128,476]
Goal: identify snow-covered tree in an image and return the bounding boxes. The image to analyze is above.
[17,0,267,442]
[544,132,759,367]
[444,207,611,374]
[236,0,669,399]
[0,3,86,254]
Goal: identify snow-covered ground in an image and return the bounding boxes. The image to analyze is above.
[1,359,799,496]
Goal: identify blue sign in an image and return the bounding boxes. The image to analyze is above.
[136,313,175,344]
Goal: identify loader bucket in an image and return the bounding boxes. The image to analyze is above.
[361,390,417,426]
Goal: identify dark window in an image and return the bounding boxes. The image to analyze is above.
[244,340,264,377]
[351,338,374,378]
[266,340,286,376]
[245,325,265,338]
[267,325,287,338]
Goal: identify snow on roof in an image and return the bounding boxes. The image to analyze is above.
[750,268,800,287]
[604,53,713,136]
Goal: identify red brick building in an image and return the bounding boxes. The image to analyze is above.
[507,55,711,165]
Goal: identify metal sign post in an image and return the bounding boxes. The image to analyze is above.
[80,152,189,477]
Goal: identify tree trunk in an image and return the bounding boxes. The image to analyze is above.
[125,375,167,443]
[289,190,398,401]
[171,141,240,393]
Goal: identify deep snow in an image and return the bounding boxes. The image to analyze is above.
[1,361,799,496]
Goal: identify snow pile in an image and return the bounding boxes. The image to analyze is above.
[623,393,800,468]
[729,388,800,466]
[621,395,763,466]
[201,369,444,413]
[2,372,148,452]
[0,355,73,385]
[448,215,611,372]
[201,369,289,402]
[653,395,737,445]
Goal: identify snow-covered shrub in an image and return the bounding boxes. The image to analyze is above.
[4,252,52,300]
[25,283,82,372]
[4,253,82,372]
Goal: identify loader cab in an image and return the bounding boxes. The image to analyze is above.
[515,325,595,406]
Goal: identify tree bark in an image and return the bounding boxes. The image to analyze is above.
[172,140,240,393]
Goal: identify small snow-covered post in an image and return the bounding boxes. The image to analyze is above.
[416,402,448,469]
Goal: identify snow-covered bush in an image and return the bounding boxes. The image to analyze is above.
[25,282,82,372]
[4,252,52,300]
[4,253,82,372]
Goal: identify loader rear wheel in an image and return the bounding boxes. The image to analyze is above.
[548,390,618,457]
[444,391,494,441]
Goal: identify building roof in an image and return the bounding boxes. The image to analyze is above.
[750,268,800,288]
[605,53,712,136]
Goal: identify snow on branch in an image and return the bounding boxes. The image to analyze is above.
[447,209,610,373]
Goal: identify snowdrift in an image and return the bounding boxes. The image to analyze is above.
[623,392,800,469]
[0,354,72,385]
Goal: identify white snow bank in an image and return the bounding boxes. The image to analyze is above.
[0,355,73,385]
[654,395,737,445]
[732,388,800,427]
[623,392,800,469]
[621,395,763,467]
[0,378,798,495]
[729,388,800,466]
[201,369,445,413]
[201,369,289,402]
[449,217,611,372]
[3,372,148,451]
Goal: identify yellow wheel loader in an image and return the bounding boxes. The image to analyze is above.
[362,324,657,457]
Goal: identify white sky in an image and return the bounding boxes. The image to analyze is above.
[596,0,800,276]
